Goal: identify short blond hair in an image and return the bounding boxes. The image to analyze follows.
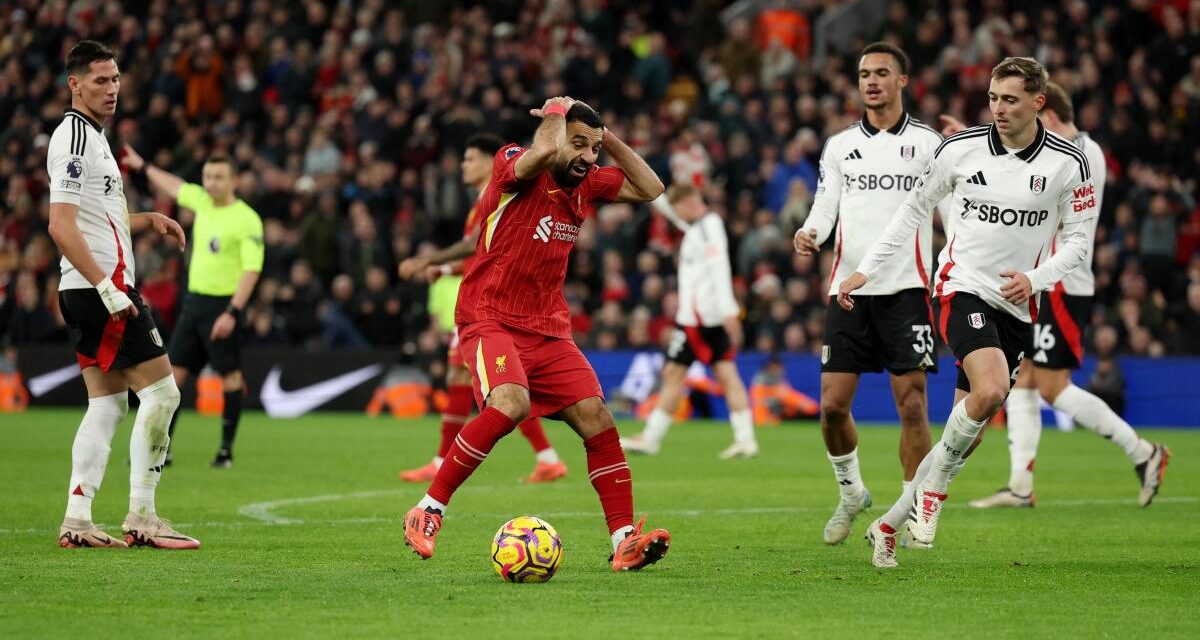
[991,57,1048,95]
[666,183,700,205]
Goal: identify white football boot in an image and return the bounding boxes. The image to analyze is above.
[823,488,871,545]
[866,518,900,568]
[969,487,1035,509]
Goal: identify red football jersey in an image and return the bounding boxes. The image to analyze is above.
[456,143,626,338]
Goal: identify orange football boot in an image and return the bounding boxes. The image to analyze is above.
[523,461,568,484]
[610,516,670,571]
[404,506,443,559]
[399,461,439,483]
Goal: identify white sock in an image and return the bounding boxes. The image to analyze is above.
[642,408,672,446]
[65,392,127,521]
[128,375,180,518]
[924,401,986,494]
[1052,384,1153,464]
[1005,388,1041,496]
[432,456,444,469]
[729,408,756,445]
[611,524,634,551]
[535,448,560,464]
[417,494,447,513]
[827,449,864,502]
[884,451,934,530]
[902,480,911,493]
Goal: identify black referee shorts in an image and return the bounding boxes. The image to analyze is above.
[935,292,1031,392]
[168,293,243,375]
[59,286,167,372]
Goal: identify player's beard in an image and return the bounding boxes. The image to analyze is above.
[553,159,591,187]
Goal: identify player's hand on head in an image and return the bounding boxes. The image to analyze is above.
[793,228,819,255]
[939,115,967,137]
[837,272,868,311]
[121,144,144,171]
[530,96,575,118]
[999,271,1033,305]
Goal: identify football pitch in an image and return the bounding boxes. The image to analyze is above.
[2,408,1196,638]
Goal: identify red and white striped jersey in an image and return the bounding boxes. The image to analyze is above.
[804,113,943,296]
[48,109,135,290]
[456,144,626,338]
[855,121,1098,323]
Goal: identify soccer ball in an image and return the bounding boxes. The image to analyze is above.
[490,516,563,583]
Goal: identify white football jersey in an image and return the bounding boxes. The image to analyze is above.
[653,200,740,327]
[48,109,135,290]
[855,120,1098,323]
[1053,132,1105,296]
[805,113,943,296]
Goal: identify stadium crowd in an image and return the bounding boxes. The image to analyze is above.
[2,0,1200,373]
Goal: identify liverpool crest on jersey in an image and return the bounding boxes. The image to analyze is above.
[900,145,915,161]
[1030,175,1046,194]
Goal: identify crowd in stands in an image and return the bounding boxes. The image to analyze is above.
[3,0,1200,372]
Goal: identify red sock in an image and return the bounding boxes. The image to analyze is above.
[517,417,552,454]
[428,407,515,504]
[438,384,474,459]
[584,428,634,534]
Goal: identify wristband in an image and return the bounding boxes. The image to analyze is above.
[225,305,242,320]
[544,103,568,118]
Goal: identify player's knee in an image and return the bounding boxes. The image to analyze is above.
[970,384,1008,416]
[821,398,852,425]
[487,384,530,423]
[896,390,927,424]
[222,370,243,391]
[88,390,129,420]
[137,375,181,429]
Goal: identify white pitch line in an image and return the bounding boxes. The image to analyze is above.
[3,496,1195,536]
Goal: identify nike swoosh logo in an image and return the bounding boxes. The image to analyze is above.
[453,456,470,467]
[615,478,631,483]
[28,364,82,397]
[260,364,384,417]
[547,189,561,195]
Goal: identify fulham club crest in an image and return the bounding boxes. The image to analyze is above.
[968,312,985,329]
[900,145,915,161]
[1029,175,1046,194]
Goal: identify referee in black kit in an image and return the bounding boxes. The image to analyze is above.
[124,145,263,469]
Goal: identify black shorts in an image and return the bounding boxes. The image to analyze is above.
[935,292,1031,392]
[1031,289,1088,370]
[59,286,167,372]
[822,288,938,375]
[168,293,242,375]
[666,324,734,366]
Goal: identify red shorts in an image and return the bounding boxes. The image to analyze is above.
[458,320,603,419]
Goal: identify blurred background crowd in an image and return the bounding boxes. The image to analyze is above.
[2,0,1199,370]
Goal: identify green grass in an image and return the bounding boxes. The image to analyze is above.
[1,408,1196,638]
